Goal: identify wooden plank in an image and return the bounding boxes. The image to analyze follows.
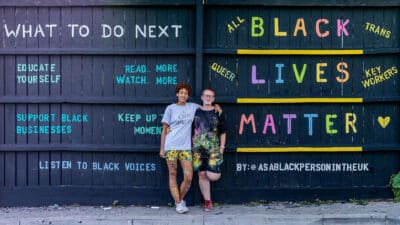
[71,57,83,98]
[37,104,52,144]
[60,7,73,49]
[0,56,4,96]
[204,7,217,49]
[37,56,49,96]
[61,152,72,185]
[50,152,61,185]
[102,56,114,97]
[61,104,72,143]
[82,105,92,144]
[49,8,61,48]
[80,152,92,185]
[325,153,341,188]
[382,56,398,100]
[92,105,102,145]
[37,7,48,49]
[113,57,124,97]
[5,152,15,187]
[99,152,114,186]
[0,152,5,186]
[14,8,26,49]
[92,152,104,186]
[60,56,72,98]
[28,152,39,186]
[91,56,102,97]
[39,152,50,186]
[114,153,124,186]
[71,152,87,185]
[103,106,114,144]
[112,105,124,145]
[49,104,61,144]
[133,154,147,186]
[26,56,38,97]
[15,150,28,186]
[0,105,4,144]
[5,105,15,144]
[268,153,280,188]
[81,56,92,97]
[10,104,32,144]
[134,7,147,50]
[4,56,16,95]
[71,104,82,144]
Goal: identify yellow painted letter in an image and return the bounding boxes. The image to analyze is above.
[336,62,349,83]
[345,113,357,133]
[316,63,328,83]
[274,18,287,36]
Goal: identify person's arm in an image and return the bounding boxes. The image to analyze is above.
[219,133,226,154]
[218,111,227,154]
[159,123,169,158]
[214,103,223,115]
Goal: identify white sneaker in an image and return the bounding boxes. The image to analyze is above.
[175,200,189,214]
[181,200,189,212]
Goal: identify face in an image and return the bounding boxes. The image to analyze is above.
[201,90,215,105]
[176,88,189,104]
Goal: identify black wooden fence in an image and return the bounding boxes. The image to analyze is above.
[0,0,399,206]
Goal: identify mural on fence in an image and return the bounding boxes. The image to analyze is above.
[0,3,398,205]
[0,7,194,192]
[204,8,399,153]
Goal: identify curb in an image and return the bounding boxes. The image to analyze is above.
[2,213,399,225]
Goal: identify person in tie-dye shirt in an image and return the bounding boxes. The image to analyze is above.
[192,88,227,212]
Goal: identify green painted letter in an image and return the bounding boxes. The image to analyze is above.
[251,17,264,37]
[326,114,338,134]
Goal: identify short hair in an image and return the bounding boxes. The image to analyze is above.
[175,83,192,95]
[202,88,215,95]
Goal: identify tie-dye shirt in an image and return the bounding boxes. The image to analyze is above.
[192,109,227,150]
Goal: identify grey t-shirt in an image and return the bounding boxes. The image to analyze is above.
[161,102,199,151]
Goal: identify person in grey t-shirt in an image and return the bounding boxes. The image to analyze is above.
[159,83,199,214]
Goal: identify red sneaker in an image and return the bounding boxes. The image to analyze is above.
[204,200,213,212]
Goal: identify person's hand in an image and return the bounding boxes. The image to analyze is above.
[214,104,223,115]
[219,146,225,154]
[159,149,167,158]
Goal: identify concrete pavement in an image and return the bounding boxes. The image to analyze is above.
[0,200,399,225]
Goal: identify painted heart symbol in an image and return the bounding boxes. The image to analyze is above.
[378,116,390,128]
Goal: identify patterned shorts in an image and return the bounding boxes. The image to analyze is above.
[192,146,223,173]
[165,150,192,161]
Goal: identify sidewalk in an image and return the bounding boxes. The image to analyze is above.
[0,200,399,225]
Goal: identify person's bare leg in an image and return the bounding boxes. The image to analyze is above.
[166,160,180,204]
[198,171,211,200]
[199,171,221,200]
[206,171,221,182]
[179,160,193,201]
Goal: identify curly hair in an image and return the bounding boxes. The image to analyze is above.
[175,83,192,95]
